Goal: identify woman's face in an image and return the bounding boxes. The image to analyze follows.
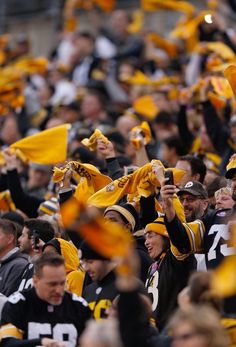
[171,322,208,347]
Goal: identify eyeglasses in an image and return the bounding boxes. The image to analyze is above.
[179,196,201,204]
[171,331,200,341]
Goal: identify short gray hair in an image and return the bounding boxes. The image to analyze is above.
[81,319,123,347]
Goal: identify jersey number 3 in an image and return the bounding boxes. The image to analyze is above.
[146,271,159,311]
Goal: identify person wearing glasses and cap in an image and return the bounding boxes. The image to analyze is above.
[161,154,236,318]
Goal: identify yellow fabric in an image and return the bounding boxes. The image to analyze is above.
[81,129,109,151]
[203,42,236,62]
[127,9,144,34]
[122,70,179,87]
[222,317,236,345]
[13,57,48,75]
[57,238,85,296]
[224,65,236,99]
[204,152,221,173]
[88,161,186,208]
[146,32,178,57]
[53,161,112,203]
[141,0,195,16]
[170,12,206,41]
[130,121,152,149]
[179,220,205,253]
[226,157,236,174]
[211,255,236,297]
[60,196,82,229]
[0,190,16,212]
[133,96,159,120]
[66,270,85,296]
[77,215,133,258]
[0,323,23,339]
[190,137,201,153]
[122,70,152,85]
[210,76,233,99]
[208,91,226,110]
[6,124,71,165]
[173,195,186,223]
[145,217,169,238]
[57,238,79,273]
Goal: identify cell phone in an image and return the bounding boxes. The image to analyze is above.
[32,230,40,250]
[164,170,174,185]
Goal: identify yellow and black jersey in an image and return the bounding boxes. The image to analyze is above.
[0,288,91,346]
[165,208,235,269]
[165,207,236,315]
[83,271,118,320]
[145,251,196,332]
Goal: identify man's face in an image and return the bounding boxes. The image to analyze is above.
[33,265,66,305]
[144,231,165,260]
[231,174,236,201]
[18,227,32,254]
[104,210,130,229]
[179,193,208,222]
[0,229,13,256]
[83,259,108,282]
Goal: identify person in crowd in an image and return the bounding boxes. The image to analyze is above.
[0,252,91,347]
[0,219,28,296]
[18,218,55,291]
[81,241,118,320]
[144,217,196,331]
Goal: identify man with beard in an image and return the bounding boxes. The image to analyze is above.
[177,181,209,270]
[161,155,236,316]
[177,181,209,222]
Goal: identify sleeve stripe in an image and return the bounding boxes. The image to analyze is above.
[183,223,196,252]
[0,323,23,340]
[195,219,205,241]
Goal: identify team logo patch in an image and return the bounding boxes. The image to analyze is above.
[106,183,115,192]
[185,181,193,188]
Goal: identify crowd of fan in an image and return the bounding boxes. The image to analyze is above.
[0,0,236,346]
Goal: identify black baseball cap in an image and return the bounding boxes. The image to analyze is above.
[177,181,208,198]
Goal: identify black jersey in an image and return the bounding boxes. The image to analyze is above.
[83,271,118,320]
[1,288,91,346]
[202,209,235,269]
[145,251,195,331]
[18,263,34,291]
[165,207,236,314]
[165,209,235,269]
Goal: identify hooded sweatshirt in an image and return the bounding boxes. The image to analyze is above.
[44,238,85,296]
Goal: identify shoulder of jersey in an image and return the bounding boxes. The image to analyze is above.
[8,291,26,304]
[68,292,89,307]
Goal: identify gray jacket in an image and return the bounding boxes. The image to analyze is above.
[0,248,28,296]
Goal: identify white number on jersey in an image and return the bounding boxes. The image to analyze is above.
[28,322,77,347]
[207,224,235,261]
[146,271,159,311]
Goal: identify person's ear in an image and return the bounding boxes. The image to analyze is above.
[126,223,132,232]
[192,173,200,181]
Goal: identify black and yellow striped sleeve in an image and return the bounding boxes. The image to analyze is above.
[0,323,23,340]
[165,215,205,256]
